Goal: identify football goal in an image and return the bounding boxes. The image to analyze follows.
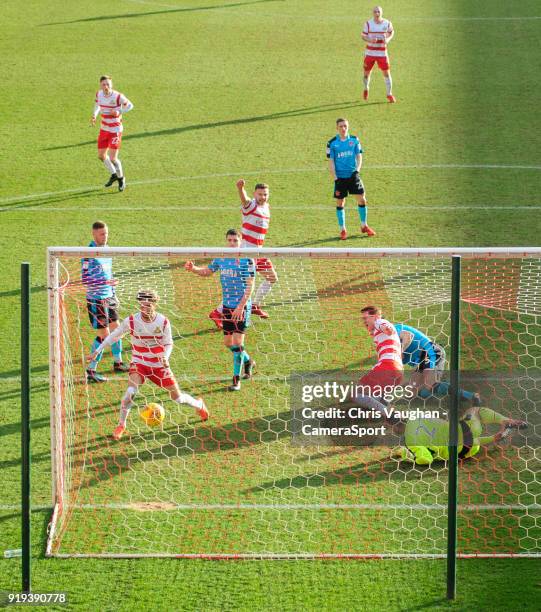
[45,247,540,559]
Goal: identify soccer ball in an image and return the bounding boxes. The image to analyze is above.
[140,403,165,427]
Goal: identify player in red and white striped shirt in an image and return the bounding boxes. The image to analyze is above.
[90,75,133,192]
[88,290,208,440]
[208,180,278,328]
[361,7,396,103]
[359,305,403,394]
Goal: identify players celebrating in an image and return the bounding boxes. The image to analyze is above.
[327,118,375,240]
[87,289,209,441]
[91,75,133,192]
[394,323,481,405]
[361,6,396,103]
[208,180,276,328]
[186,229,256,391]
[82,221,129,383]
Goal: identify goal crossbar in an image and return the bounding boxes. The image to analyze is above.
[48,246,541,259]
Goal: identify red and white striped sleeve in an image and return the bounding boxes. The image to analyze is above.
[362,20,369,35]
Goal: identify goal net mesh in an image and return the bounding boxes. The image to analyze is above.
[46,248,540,558]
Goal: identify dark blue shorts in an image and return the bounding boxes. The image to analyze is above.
[87,296,119,329]
[334,172,365,199]
[222,305,250,335]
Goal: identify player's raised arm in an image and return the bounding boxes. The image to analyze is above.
[184,260,215,277]
[236,179,252,207]
[87,317,129,362]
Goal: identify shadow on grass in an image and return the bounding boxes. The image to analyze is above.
[66,404,414,493]
[0,286,47,300]
[0,189,105,212]
[284,234,373,247]
[0,387,50,425]
[41,0,284,26]
[401,599,449,612]
[174,328,218,340]
[68,408,296,488]
[243,456,428,493]
[43,101,366,151]
[0,509,55,559]
[265,268,388,309]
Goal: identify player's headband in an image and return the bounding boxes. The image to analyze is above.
[136,291,159,303]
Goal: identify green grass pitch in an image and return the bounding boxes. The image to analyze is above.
[1,0,541,610]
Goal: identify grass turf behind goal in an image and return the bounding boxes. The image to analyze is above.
[44,247,541,558]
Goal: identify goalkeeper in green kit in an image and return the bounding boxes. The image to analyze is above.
[401,406,527,465]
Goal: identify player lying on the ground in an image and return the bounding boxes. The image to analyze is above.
[400,406,527,465]
[361,6,396,102]
[394,323,481,405]
[83,220,129,383]
[186,229,256,391]
[208,180,276,329]
[327,118,375,241]
[87,289,209,440]
[354,306,403,410]
[91,75,133,192]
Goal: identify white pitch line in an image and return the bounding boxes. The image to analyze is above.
[1,503,539,511]
[3,205,541,213]
[0,373,285,385]
[0,504,53,511]
[76,503,541,511]
[1,164,540,206]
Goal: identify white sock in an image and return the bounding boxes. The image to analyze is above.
[363,75,371,90]
[384,76,393,95]
[119,386,137,426]
[254,280,273,305]
[103,157,116,174]
[113,159,123,178]
[174,393,202,410]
